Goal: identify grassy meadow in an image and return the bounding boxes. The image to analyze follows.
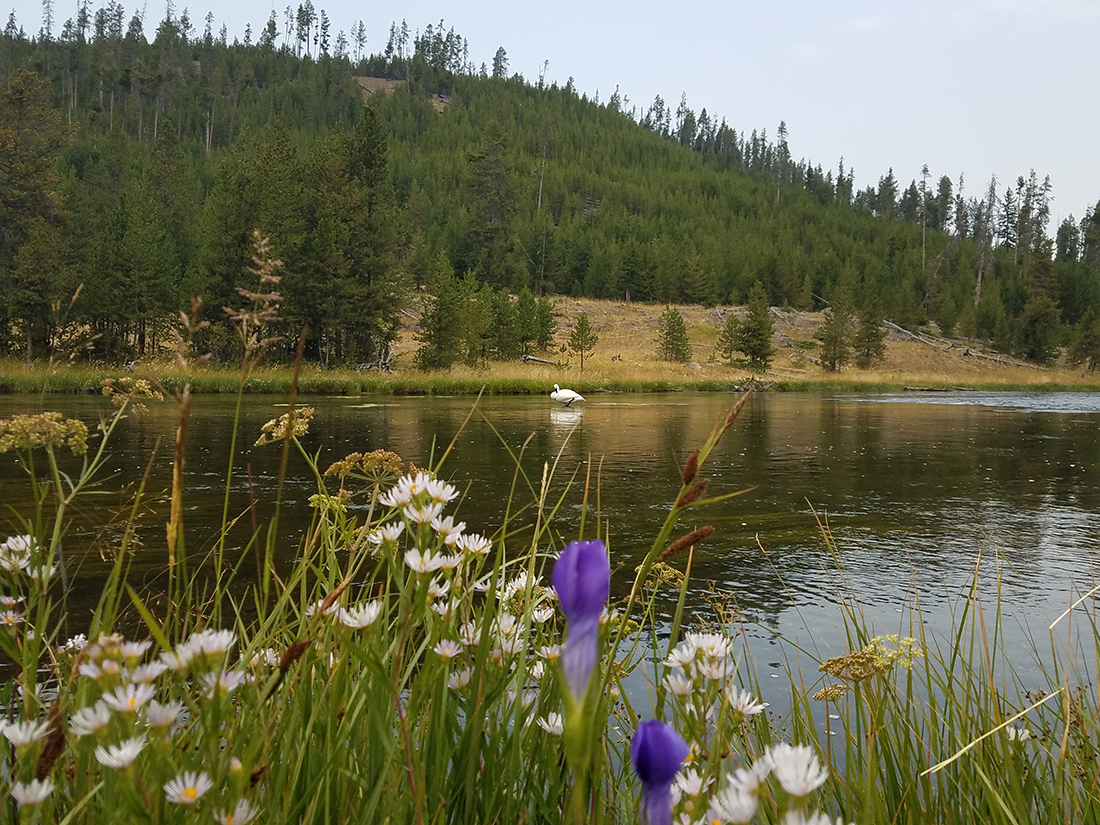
[3,298,1100,396]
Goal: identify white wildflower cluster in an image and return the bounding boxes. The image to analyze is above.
[58,630,262,815]
[683,743,833,825]
[664,632,766,744]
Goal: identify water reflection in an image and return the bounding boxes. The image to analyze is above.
[0,391,1096,678]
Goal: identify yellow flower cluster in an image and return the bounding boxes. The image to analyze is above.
[816,634,923,697]
[324,449,405,484]
[0,412,89,455]
[100,377,164,411]
[254,407,315,446]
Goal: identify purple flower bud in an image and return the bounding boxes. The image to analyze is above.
[631,720,689,825]
[552,539,610,704]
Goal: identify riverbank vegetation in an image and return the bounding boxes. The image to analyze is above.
[0,377,1095,824]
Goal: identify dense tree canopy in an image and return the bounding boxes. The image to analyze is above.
[0,9,1097,366]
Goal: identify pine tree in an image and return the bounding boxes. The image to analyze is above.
[816,290,856,371]
[853,303,888,368]
[567,312,597,372]
[715,313,739,365]
[515,286,538,354]
[656,306,691,362]
[733,281,774,371]
[1068,309,1100,373]
[535,295,556,351]
[415,254,464,371]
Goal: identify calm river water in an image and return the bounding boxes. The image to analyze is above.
[0,390,1096,691]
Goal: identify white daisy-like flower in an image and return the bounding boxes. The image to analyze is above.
[160,647,194,671]
[62,632,87,651]
[726,754,774,794]
[598,607,619,626]
[0,609,23,627]
[438,553,462,570]
[95,735,146,769]
[530,661,546,681]
[403,471,432,496]
[404,548,445,574]
[457,533,492,557]
[459,622,481,646]
[713,783,758,824]
[666,642,697,670]
[499,635,525,656]
[780,812,849,825]
[129,661,168,684]
[119,640,153,663]
[101,683,156,714]
[537,712,564,736]
[70,701,113,736]
[378,484,413,508]
[101,659,123,678]
[249,648,279,669]
[145,699,184,730]
[724,683,766,716]
[164,771,213,805]
[2,719,50,747]
[376,522,405,543]
[1007,725,1031,742]
[10,778,53,807]
[766,743,828,797]
[338,601,382,628]
[27,564,57,585]
[686,632,731,659]
[184,628,237,658]
[304,598,339,618]
[447,668,473,689]
[402,502,443,525]
[664,673,694,697]
[431,598,460,617]
[538,644,562,661]
[433,640,462,659]
[431,515,465,544]
[1,535,34,553]
[424,477,459,504]
[0,594,24,608]
[494,614,519,638]
[698,658,734,682]
[675,768,711,797]
[202,669,248,697]
[500,572,532,599]
[471,580,491,593]
[214,798,259,825]
[427,578,451,599]
[532,607,554,623]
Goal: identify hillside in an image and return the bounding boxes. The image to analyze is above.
[391,296,1078,388]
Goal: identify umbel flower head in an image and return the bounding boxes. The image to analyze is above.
[551,538,610,706]
[631,720,689,825]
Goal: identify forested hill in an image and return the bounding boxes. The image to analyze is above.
[2,12,1100,368]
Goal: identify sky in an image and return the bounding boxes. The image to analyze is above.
[9,0,1100,228]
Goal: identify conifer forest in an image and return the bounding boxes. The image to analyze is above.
[2,7,1099,368]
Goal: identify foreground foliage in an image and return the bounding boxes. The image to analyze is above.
[0,377,1095,825]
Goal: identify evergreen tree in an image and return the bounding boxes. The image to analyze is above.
[733,281,774,371]
[816,290,856,371]
[656,305,691,362]
[567,312,597,371]
[515,286,538,354]
[535,294,556,351]
[415,253,463,371]
[853,303,888,368]
[488,288,521,359]
[715,312,739,365]
[1015,294,1061,365]
[1067,309,1100,373]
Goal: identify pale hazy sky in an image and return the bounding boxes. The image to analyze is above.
[10,0,1100,228]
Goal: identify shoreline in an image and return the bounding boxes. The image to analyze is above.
[2,362,1098,396]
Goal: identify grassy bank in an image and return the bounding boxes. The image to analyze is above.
[2,358,1099,396]
[5,297,1100,395]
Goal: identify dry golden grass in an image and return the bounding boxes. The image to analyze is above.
[392,296,1100,390]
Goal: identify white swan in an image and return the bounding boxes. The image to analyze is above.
[550,384,585,407]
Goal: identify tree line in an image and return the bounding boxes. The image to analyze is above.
[2,9,1100,369]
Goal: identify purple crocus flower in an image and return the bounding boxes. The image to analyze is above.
[552,539,610,705]
[631,720,689,825]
